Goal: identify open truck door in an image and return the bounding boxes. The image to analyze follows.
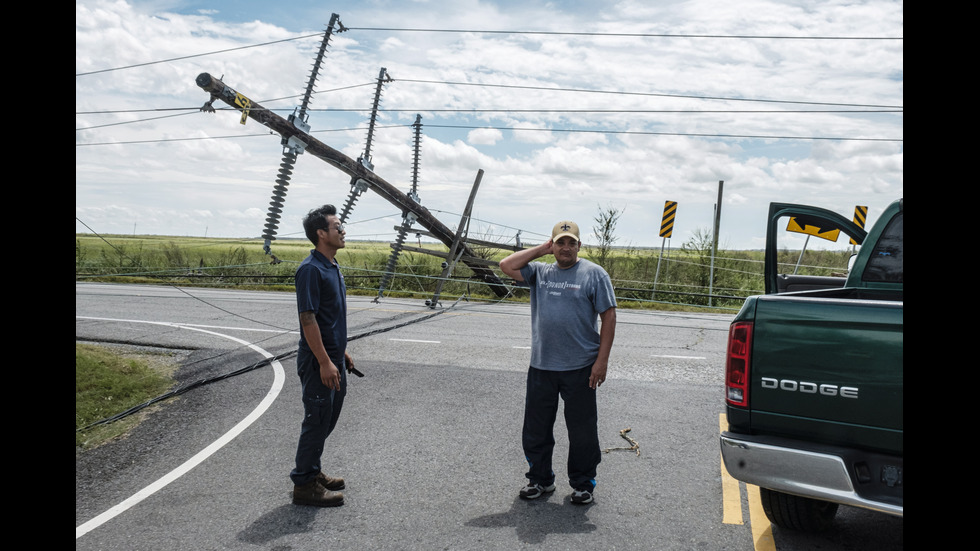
[765,203,867,295]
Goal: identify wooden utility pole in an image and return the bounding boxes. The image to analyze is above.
[709,180,724,306]
[426,169,483,308]
[195,73,507,297]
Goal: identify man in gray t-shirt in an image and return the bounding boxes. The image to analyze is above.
[499,220,617,505]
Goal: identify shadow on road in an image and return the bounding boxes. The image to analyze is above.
[237,501,321,545]
[465,495,597,544]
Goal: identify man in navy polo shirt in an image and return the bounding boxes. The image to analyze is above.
[290,204,355,507]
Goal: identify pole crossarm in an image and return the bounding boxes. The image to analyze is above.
[396,227,523,252]
[195,73,507,296]
[396,245,499,268]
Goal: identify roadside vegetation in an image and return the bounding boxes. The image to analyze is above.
[75,343,178,451]
[76,230,854,312]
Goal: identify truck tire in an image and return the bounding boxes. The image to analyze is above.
[759,487,839,532]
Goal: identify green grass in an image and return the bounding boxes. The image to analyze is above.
[75,343,178,450]
[76,233,854,310]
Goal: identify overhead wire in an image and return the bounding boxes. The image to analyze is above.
[394,79,902,110]
[76,26,902,139]
[75,32,324,77]
[345,26,902,41]
[75,25,903,79]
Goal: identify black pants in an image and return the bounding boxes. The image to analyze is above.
[290,347,347,486]
[522,365,600,491]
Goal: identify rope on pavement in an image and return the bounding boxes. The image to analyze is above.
[603,427,640,456]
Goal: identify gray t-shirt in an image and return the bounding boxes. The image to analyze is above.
[520,258,617,371]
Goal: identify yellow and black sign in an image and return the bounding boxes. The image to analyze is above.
[660,201,677,238]
[234,93,252,125]
[849,205,867,245]
[786,216,841,242]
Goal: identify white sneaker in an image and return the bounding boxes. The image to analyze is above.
[519,482,556,500]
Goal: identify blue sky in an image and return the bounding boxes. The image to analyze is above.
[76,0,903,251]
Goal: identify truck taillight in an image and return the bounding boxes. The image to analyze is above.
[726,321,753,407]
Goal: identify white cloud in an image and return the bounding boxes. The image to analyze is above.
[76,0,903,249]
[467,127,503,145]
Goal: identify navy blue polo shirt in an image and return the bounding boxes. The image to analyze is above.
[295,249,348,365]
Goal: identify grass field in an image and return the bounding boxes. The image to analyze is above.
[76,233,853,311]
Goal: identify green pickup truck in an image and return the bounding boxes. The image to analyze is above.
[720,198,903,531]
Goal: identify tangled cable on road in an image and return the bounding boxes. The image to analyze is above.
[76,296,465,433]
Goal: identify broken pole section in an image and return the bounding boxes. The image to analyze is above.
[426,169,483,308]
[340,67,392,223]
[374,114,423,303]
[261,14,343,256]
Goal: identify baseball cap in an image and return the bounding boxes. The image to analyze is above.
[552,220,580,242]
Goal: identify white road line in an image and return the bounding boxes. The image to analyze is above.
[76,316,297,335]
[173,323,297,335]
[389,338,441,343]
[652,354,707,360]
[75,317,286,540]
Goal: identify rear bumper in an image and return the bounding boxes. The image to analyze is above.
[720,432,903,517]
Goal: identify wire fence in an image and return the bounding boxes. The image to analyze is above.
[76,234,855,313]
[75,259,752,312]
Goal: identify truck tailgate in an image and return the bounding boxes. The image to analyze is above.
[751,294,903,454]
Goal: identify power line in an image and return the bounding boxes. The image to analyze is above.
[75,126,901,147]
[78,106,903,115]
[75,28,901,143]
[347,27,902,41]
[75,104,902,132]
[75,83,378,130]
[74,125,372,147]
[424,123,902,142]
[75,28,901,78]
[75,33,323,77]
[76,77,902,132]
[396,79,902,110]
[75,81,377,118]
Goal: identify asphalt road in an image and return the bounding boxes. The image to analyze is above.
[75,283,903,550]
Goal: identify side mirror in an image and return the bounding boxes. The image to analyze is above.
[847,253,858,273]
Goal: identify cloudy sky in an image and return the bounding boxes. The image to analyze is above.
[76,0,903,251]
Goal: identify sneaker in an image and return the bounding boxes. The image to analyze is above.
[293,479,344,507]
[519,482,556,500]
[316,472,345,491]
[570,489,594,504]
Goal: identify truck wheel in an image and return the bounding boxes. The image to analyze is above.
[759,487,839,531]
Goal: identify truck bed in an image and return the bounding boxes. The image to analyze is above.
[731,291,903,455]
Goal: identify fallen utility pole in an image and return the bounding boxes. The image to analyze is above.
[196,73,508,297]
[195,73,507,297]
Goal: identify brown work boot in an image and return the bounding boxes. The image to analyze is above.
[293,480,344,507]
[316,472,345,491]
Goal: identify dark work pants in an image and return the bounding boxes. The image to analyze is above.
[522,365,600,491]
[290,346,347,486]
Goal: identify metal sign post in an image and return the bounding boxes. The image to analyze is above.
[652,200,677,300]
